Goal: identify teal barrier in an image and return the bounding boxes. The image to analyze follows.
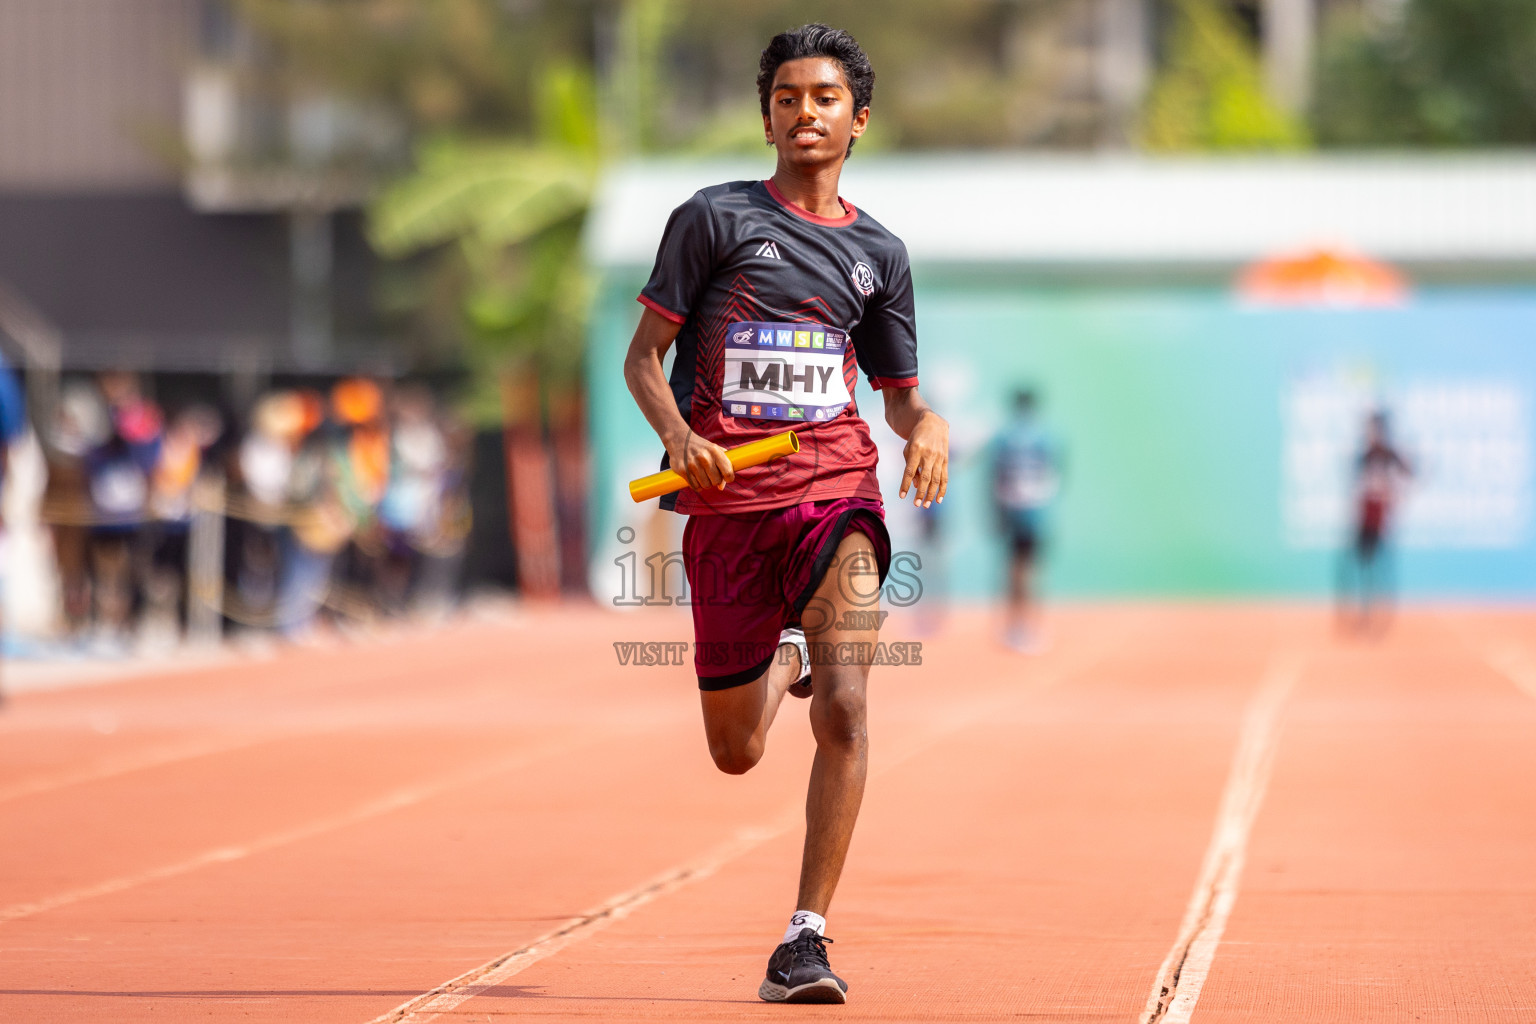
[589,280,1536,600]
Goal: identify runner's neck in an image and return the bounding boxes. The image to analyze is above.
[770,166,849,220]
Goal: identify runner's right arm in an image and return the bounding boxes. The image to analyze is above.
[623,309,735,491]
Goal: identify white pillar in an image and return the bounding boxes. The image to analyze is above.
[1263,0,1315,114]
[187,471,226,647]
[1097,0,1151,148]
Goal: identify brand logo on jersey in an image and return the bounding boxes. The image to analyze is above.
[755,241,782,259]
[732,328,755,344]
[731,403,747,414]
[851,261,875,296]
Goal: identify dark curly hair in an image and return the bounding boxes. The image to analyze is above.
[757,24,875,154]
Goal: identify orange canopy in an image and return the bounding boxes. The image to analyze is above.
[1237,248,1408,307]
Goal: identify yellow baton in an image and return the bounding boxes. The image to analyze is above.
[628,430,801,503]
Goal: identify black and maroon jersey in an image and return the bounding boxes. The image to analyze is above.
[639,178,919,514]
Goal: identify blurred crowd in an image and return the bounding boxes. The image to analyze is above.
[35,372,471,648]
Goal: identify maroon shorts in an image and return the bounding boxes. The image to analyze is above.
[683,497,890,690]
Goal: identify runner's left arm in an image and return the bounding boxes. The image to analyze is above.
[883,386,948,508]
[850,239,948,507]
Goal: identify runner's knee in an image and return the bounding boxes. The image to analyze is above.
[810,677,867,750]
[707,729,764,775]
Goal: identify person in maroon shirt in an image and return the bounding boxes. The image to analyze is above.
[623,24,949,1004]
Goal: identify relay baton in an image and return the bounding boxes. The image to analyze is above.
[628,430,800,503]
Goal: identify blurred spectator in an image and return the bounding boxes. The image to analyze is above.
[334,378,392,625]
[85,374,162,648]
[990,388,1062,653]
[20,373,472,649]
[278,379,387,638]
[235,390,311,628]
[0,349,25,702]
[42,382,111,638]
[142,405,222,639]
[377,385,448,615]
[417,412,473,614]
[1337,409,1413,636]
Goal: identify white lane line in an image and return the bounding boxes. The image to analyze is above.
[1141,652,1305,1024]
[366,814,801,1024]
[0,733,285,807]
[2,647,247,696]
[1482,643,1536,701]
[0,735,591,926]
[366,618,1153,1024]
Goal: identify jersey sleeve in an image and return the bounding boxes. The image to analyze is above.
[850,242,919,390]
[637,191,717,324]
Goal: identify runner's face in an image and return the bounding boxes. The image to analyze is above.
[764,57,868,165]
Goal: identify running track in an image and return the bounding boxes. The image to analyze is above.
[2,605,1534,1022]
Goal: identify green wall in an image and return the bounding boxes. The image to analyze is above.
[589,275,1536,600]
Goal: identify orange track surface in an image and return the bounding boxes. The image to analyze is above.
[2,605,1533,1022]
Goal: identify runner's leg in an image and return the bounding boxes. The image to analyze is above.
[1007,545,1027,633]
[700,644,804,775]
[796,529,879,915]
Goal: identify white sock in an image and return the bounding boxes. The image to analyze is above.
[782,910,826,943]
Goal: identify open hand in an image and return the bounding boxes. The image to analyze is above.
[900,411,949,507]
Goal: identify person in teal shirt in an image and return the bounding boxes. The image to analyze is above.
[990,388,1061,652]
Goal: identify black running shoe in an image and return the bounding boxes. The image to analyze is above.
[758,928,847,1003]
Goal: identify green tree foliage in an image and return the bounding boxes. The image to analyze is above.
[230,1,600,415]
[1142,0,1307,150]
[659,0,1120,150]
[1312,0,1536,146]
[368,66,600,418]
[232,0,590,138]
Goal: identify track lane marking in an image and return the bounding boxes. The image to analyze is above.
[1141,651,1304,1024]
[0,655,631,807]
[365,617,1154,1024]
[0,733,597,926]
[1481,643,1536,701]
[0,733,290,807]
[365,813,802,1024]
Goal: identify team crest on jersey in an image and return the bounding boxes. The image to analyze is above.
[755,241,782,259]
[851,261,875,296]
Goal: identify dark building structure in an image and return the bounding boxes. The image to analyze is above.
[0,0,395,387]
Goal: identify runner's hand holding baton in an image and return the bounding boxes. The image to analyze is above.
[630,429,800,502]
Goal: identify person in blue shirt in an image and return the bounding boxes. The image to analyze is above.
[0,351,24,492]
[0,351,25,704]
[990,388,1061,652]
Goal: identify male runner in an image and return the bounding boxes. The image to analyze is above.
[622,24,949,1004]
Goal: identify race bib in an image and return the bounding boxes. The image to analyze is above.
[721,321,852,423]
